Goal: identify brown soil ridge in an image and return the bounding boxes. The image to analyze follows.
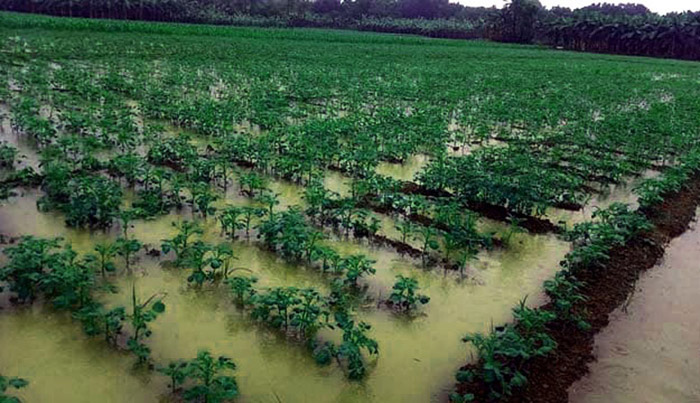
[398,182,563,234]
[453,173,700,402]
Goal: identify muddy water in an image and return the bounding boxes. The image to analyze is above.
[0,183,569,402]
[376,154,430,182]
[568,210,700,403]
[545,170,661,228]
[323,170,351,197]
[0,305,167,403]
[0,105,42,171]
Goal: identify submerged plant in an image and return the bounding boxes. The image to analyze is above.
[226,275,258,306]
[340,254,376,287]
[0,375,28,403]
[335,314,379,380]
[0,236,61,302]
[115,237,142,273]
[157,360,189,395]
[127,284,166,365]
[388,275,430,312]
[182,351,239,403]
[86,242,118,278]
[161,220,204,267]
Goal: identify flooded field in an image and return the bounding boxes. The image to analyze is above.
[3,12,700,403]
[0,306,166,403]
[0,186,568,402]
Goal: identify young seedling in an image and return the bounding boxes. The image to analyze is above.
[240,206,265,239]
[88,242,118,278]
[157,360,189,395]
[182,351,238,403]
[115,237,142,273]
[388,275,430,312]
[226,275,258,306]
[395,219,415,245]
[127,284,166,365]
[161,221,203,267]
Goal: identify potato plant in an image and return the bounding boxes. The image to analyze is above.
[0,375,28,403]
[388,275,430,312]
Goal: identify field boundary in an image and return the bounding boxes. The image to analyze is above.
[454,173,700,402]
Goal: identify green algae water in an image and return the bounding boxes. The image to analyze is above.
[0,305,167,402]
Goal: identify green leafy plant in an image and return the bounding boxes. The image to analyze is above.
[86,242,118,278]
[0,375,28,403]
[226,275,258,306]
[0,236,61,302]
[157,360,189,395]
[127,284,166,365]
[460,299,557,399]
[388,275,430,312]
[334,314,379,380]
[161,220,204,267]
[340,255,376,287]
[415,226,440,266]
[115,237,142,273]
[181,351,238,403]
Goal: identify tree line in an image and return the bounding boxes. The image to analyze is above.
[543,6,700,60]
[0,0,495,22]
[1,0,700,60]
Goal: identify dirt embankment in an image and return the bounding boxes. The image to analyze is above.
[569,206,700,402]
[453,174,700,402]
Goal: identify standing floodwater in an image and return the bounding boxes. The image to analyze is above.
[569,210,700,403]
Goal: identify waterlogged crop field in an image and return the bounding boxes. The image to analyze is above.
[1,12,700,403]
